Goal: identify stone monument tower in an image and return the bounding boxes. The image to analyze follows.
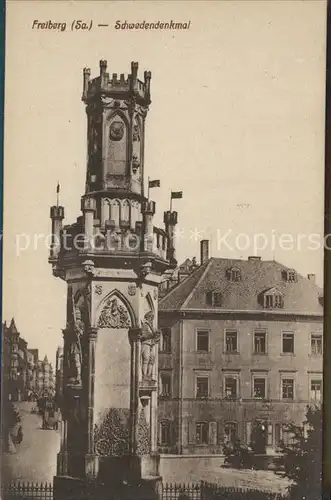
[49,60,178,499]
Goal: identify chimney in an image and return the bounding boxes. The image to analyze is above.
[200,240,209,265]
[307,274,316,283]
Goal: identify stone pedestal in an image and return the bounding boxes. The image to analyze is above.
[54,455,162,500]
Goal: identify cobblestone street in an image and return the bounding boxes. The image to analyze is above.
[2,402,60,483]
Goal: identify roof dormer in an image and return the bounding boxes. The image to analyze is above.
[226,267,241,282]
[283,269,297,283]
[262,287,284,309]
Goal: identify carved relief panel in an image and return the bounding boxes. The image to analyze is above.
[105,112,128,183]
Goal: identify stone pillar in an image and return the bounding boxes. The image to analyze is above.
[85,326,99,479]
[128,327,142,455]
[57,419,69,476]
[164,211,178,264]
[81,196,96,246]
[50,206,65,259]
[143,201,156,252]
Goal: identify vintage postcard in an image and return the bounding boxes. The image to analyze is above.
[1,1,327,500]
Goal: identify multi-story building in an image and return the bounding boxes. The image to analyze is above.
[36,356,55,397]
[55,346,64,405]
[157,240,323,455]
[2,319,55,401]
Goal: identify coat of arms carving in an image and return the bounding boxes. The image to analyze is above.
[109,121,125,141]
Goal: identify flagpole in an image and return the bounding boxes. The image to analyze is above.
[170,191,172,212]
[56,181,59,207]
[147,177,150,201]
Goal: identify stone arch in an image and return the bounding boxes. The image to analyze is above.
[121,199,130,222]
[106,109,129,128]
[96,289,137,329]
[106,111,129,176]
[109,199,121,226]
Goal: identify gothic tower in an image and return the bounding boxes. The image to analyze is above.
[49,61,178,498]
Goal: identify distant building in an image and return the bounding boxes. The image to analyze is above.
[36,356,55,397]
[159,257,199,298]
[2,318,55,401]
[157,241,323,454]
[55,347,64,405]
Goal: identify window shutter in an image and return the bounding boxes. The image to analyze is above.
[170,421,176,446]
[275,423,281,446]
[267,424,273,446]
[209,421,217,445]
[246,422,252,445]
[217,421,224,445]
[188,421,196,444]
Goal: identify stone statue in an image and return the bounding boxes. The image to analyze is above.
[67,306,84,386]
[140,311,160,379]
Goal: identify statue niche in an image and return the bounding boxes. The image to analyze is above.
[140,311,160,380]
[98,296,132,329]
[65,286,90,388]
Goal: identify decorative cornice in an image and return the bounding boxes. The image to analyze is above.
[159,308,323,321]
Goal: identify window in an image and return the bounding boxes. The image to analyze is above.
[212,292,222,307]
[160,328,172,353]
[224,377,238,399]
[310,380,322,401]
[311,334,323,355]
[253,378,266,399]
[196,422,209,445]
[227,268,241,282]
[264,293,284,309]
[286,269,296,282]
[281,425,294,446]
[159,372,172,397]
[282,332,294,354]
[282,378,294,400]
[196,376,209,398]
[225,330,238,353]
[224,422,238,444]
[197,330,209,352]
[159,420,171,446]
[254,330,266,354]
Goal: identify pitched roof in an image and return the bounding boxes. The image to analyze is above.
[159,258,322,314]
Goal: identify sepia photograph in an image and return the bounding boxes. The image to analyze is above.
[1,1,327,499]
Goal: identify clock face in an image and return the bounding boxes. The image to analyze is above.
[109,120,125,141]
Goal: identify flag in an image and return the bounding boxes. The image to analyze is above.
[148,179,160,188]
[171,191,183,199]
[56,182,60,194]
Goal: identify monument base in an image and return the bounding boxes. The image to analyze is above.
[54,454,162,500]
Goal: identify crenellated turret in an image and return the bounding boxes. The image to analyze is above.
[49,60,177,282]
[50,205,65,260]
[142,201,156,252]
[164,211,178,265]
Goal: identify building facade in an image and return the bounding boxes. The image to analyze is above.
[157,241,323,454]
[2,318,55,401]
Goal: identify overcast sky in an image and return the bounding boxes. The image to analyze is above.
[4,0,326,364]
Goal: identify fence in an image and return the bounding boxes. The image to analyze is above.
[1,480,288,500]
[2,482,53,500]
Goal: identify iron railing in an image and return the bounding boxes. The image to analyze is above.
[1,480,288,500]
[2,482,53,500]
